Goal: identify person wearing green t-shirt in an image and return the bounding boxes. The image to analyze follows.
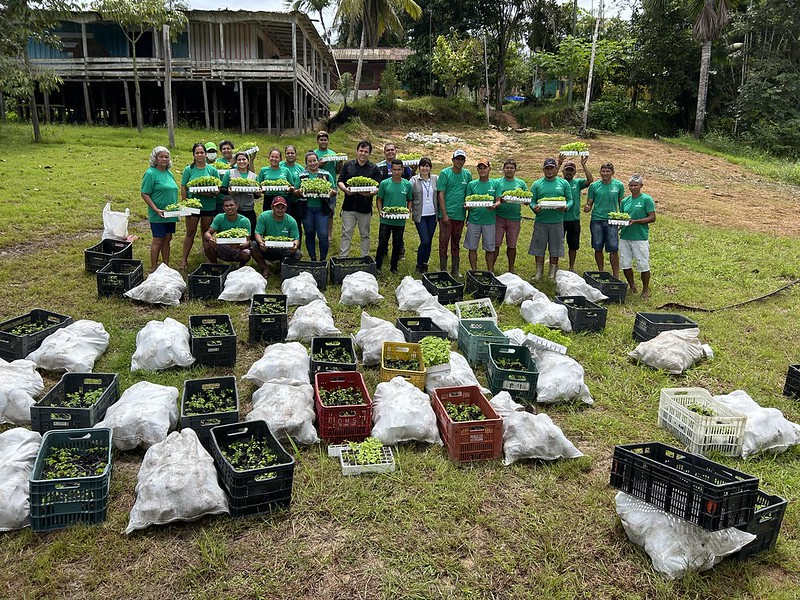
[437,149,473,276]
[584,162,625,278]
[179,143,220,271]
[281,144,307,248]
[299,150,337,261]
[559,155,593,272]
[529,157,573,281]
[140,146,179,273]
[376,160,413,273]
[493,159,528,274]
[251,196,301,279]
[464,159,500,272]
[257,148,298,213]
[619,174,656,300]
[315,130,340,244]
[203,197,252,266]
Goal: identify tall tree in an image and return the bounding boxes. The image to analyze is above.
[285,0,332,43]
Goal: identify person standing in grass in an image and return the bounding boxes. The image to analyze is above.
[281,145,307,249]
[584,162,626,278]
[140,146,179,273]
[464,158,500,273]
[299,150,337,261]
[619,174,656,300]
[559,155,593,272]
[178,142,219,270]
[410,156,438,273]
[203,197,252,267]
[493,159,528,274]
[529,157,573,281]
[337,140,381,258]
[257,148,298,213]
[376,159,413,273]
[315,130,339,244]
[437,149,472,276]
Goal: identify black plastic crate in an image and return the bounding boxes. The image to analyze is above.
[782,365,800,399]
[96,259,143,297]
[633,312,698,342]
[281,259,327,290]
[0,309,73,362]
[583,271,627,303]
[181,376,239,447]
[189,314,237,367]
[486,344,538,405]
[422,271,464,303]
[733,490,787,560]
[188,263,233,300]
[555,296,608,333]
[248,294,288,343]
[396,317,448,343]
[310,337,357,378]
[31,373,119,434]
[224,488,292,517]
[465,270,507,303]
[329,255,378,285]
[84,239,133,274]
[610,442,759,531]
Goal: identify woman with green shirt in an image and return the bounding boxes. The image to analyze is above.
[257,148,297,212]
[140,146,179,273]
[220,151,261,234]
[299,151,336,261]
[179,143,220,270]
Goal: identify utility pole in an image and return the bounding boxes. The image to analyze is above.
[483,34,490,126]
[581,0,603,136]
[567,0,577,103]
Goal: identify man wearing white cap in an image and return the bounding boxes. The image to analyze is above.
[437,149,472,276]
[619,174,656,300]
[529,157,573,281]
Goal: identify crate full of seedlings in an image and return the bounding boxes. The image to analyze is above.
[486,344,538,405]
[29,427,113,532]
[380,341,425,390]
[633,312,699,342]
[210,420,295,516]
[609,442,759,531]
[188,263,233,300]
[657,388,746,457]
[432,386,503,463]
[248,294,288,343]
[310,337,357,378]
[555,296,607,333]
[397,317,447,343]
[96,259,144,297]
[180,376,239,448]
[420,335,452,375]
[328,437,395,476]
[329,256,378,285]
[733,490,788,560]
[31,373,119,434]
[457,319,506,365]
[783,364,800,399]
[84,239,133,274]
[0,308,73,362]
[422,271,464,303]
[281,259,327,290]
[315,371,372,444]
[465,270,507,303]
[455,298,498,323]
[189,314,237,367]
[583,271,627,303]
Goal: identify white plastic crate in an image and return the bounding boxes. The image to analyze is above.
[455,298,498,323]
[658,387,746,457]
[328,444,396,476]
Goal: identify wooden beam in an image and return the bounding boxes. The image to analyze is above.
[83,81,92,125]
[202,80,210,130]
[212,85,218,129]
[267,80,271,135]
[100,86,107,124]
[43,92,50,124]
[292,16,298,134]
[219,23,225,59]
[238,79,245,134]
[81,23,92,125]
[123,80,132,127]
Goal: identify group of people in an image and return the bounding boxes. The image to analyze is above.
[141,134,655,298]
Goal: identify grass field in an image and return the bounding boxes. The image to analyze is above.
[1,122,799,599]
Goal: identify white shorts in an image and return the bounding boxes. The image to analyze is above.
[619,239,650,272]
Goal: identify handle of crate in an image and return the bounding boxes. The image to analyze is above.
[405,320,421,327]
[50,413,72,421]
[393,346,410,355]
[324,340,343,347]
[54,482,82,490]
[495,347,516,356]
[66,431,93,441]
[200,418,222,426]
[223,426,251,438]
[586,312,599,318]
[327,375,348,383]
[338,410,357,417]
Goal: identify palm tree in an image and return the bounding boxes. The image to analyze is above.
[285,0,333,44]
[644,0,731,138]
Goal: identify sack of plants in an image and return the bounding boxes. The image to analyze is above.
[244,342,310,385]
[218,266,266,301]
[354,311,405,366]
[0,428,42,531]
[425,351,488,396]
[26,320,110,373]
[0,358,44,425]
[124,263,186,306]
[282,271,326,306]
[131,318,195,371]
[286,300,340,343]
[395,276,433,311]
[372,376,442,445]
[340,271,383,307]
[416,297,459,339]
[102,201,130,241]
[530,347,594,405]
[95,381,179,451]
[520,296,572,333]
[628,328,707,375]
[246,381,319,445]
[555,270,609,303]
[496,272,539,305]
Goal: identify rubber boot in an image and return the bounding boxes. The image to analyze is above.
[451,256,461,278]
[439,255,448,273]
[548,264,558,280]
[534,263,543,282]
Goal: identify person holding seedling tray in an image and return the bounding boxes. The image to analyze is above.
[257,147,298,212]
[220,151,261,234]
[529,157,573,281]
[178,143,222,271]
[376,159,413,273]
[141,146,179,273]
[298,150,337,261]
[464,158,501,273]
[203,197,252,267]
[251,196,301,279]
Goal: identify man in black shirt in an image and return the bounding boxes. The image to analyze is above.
[337,140,382,257]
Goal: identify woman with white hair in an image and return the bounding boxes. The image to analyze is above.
[140,146,179,272]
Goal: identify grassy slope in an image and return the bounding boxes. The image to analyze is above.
[0,123,799,599]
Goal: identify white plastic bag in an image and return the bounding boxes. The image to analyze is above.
[520,296,572,332]
[425,351,489,395]
[0,428,42,531]
[246,380,319,445]
[0,358,44,424]
[282,271,326,306]
[95,381,179,451]
[243,342,310,386]
[713,390,800,458]
[629,328,707,374]
[417,297,459,339]
[532,348,594,405]
[340,271,383,306]
[286,299,340,342]
[25,320,110,372]
[555,270,609,302]
[217,266,266,301]
[124,263,186,306]
[130,317,195,371]
[496,272,540,305]
[102,201,130,241]
[615,492,755,579]
[125,429,228,534]
[395,276,433,310]
[489,392,583,465]
[372,376,442,445]
[354,311,405,366]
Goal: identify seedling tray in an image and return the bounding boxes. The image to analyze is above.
[396,317,447,343]
[181,376,239,448]
[608,219,630,227]
[380,341,425,390]
[464,201,494,208]
[188,185,219,194]
[486,344,538,405]
[783,365,800,399]
[380,211,410,220]
[658,388,746,457]
[261,185,290,193]
[320,154,348,163]
[422,271,464,303]
[609,442,759,531]
[521,332,568,355]
[248,294,288,343]
[188,263,233,300]
[314,371,372,444]
[733,490,788,560]
[229,185,261,193]
[84,239,133,273]
[281,259,327,290]
[215,237,247,245]
[458,319,507,365]
[329,255,378,285]
[310,337,357,378]
[555,296,607,333]
[501,195,531,204]
[634,312,699,342]
[0,308,73,362]
[31,373,119,434]
[189,314,237,367]
[465,270,507,303]
[348,186,378,193]
[537,200,567,209]
[432,386,502,463]
[584,271,627,303]
[263,240,295,248]
[455,298,498,323]
[96,259,143,297]
[338,445,396,476]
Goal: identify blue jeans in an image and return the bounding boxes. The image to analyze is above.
[590,220,619,253]
[415,215,437,267]
[304,204,330,260]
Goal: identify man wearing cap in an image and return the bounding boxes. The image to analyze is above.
[584,162,626,278]
[464,158,500,272]
[203,197,252,267]
[337,140,382,258]
[315,131,340,243]
[529,157,573,281]
[619,174,656,300]
[559,154,593,271]
[493,159,528,274]
[437,149,472,276]
[251,196,301,279]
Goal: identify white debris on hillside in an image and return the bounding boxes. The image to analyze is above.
[404,131,464,145]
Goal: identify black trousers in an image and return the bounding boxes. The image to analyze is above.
[376,223,404,271]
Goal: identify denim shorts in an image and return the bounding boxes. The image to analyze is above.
[590,220,619,253]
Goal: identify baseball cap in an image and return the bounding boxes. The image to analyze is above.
[453,149,467,159]
[629,174,644,184]
[563,161,577,170]
[204,142,218,152]
[272,196,288,207]
[543,157,557,168]
[476,158,490,167]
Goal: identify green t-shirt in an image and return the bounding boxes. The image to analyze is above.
[298,170,335,209]
[564,177,588,222]
[377,178,412,226]
[315,148,338,181]
[280,162,305,203]
[181,163,220,211]
[494,176,528,221]
[620,193,656,241]
[437,166,472,221]
[210,213,252,236]
[257,166,298,200]
[465,178,498,225]
[141,167,179,224]
[588,178,625,221]
[530,177,573,224]
[255,211,300,240]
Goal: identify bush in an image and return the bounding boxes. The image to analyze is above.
[510,100,581,130]
[346,96,483,127]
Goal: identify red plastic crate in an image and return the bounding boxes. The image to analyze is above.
[314,371,372,444]
[432,386,502,463]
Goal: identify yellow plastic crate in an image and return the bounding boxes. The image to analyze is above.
[380,341,425,390]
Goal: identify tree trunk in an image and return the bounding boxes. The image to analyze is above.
[581,2,602,135]
[132,45,143,133]
[23,45,41,142]
[694,40,711,139]
[354,28,366,98]
[163,25,175,149]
